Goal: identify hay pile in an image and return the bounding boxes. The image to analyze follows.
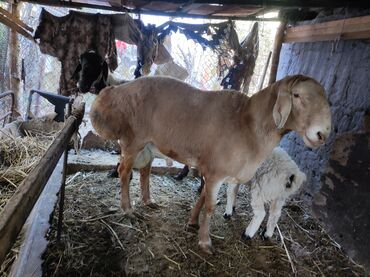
[43,172,366,276]
[0,132,57,276]
[0,133,55,213]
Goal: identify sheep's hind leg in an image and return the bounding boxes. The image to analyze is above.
[140,160,159,209]
[262,199,284,239]
[186,186,205,232]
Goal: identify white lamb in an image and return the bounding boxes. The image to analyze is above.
[224,147,306,240]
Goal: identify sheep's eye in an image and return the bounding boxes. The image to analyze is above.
[289,174,295,182]
[293,93,299,98]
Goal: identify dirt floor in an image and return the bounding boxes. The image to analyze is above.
[42,171,366,277]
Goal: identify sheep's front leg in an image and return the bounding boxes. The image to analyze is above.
[242,198,265,240]
[224,184,240,219]
[118,156,135,214]
[263,199,285,239]
[198,178,223,254]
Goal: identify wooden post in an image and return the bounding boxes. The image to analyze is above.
[268,22,286,85]
[9,3,20,112]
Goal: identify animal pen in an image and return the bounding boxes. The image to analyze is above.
[0,0,369,276]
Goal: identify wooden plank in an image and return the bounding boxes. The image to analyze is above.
[0,103,85,266]
[9,155,64,277]
[284,15,370,43]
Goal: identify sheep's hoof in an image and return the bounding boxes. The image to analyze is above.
[259,228,269,241]
[185,223,200,233]
[145,202,160,209]
[199,241,214,255]
[107,170,119,178]
[233,206,236,213]
[223,213,232,220]
[121,208,135,218]
[174,171,187,181]
[241,232,252,241]
[133,211,150,221]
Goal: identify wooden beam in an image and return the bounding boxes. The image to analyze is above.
[284,15,370,43]
[20,0,279,21]
[9,3,20,113]
[0,102,85,266]
[269,22,286,85]
[0,6,33,32]
[0,13,33,40]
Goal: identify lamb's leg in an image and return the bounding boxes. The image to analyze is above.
[140,160,158,209]
[242,198,265,240]
[198,177,223,254]
[263,199,285,239]
[118,155,135,214]
[224,184,240,219]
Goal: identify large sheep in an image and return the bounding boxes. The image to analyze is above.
[223,147,306,240]
[89,74,331,253]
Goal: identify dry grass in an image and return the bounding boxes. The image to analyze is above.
[0,133,55,212]
[0,131,57,276]
[42,171,366,276]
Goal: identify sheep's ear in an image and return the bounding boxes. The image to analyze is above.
[273,89,292,129]
[71,63,82,81]
[102,61,109,82]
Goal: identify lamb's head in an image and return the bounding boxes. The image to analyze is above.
[72,50,108,94]
[273,75,332,149]
[284,170,306,197]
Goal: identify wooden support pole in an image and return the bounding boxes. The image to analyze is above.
[268,22,286,85]
[8,3,20,112]
[258,51,272,91]
[0,103,85,266]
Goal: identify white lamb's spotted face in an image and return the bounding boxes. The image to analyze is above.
[285,170,306,195]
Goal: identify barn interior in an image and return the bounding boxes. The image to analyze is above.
[0,0,369,276]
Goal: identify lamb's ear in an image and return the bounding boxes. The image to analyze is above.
[71,63,82,81]
[273,89,292,129]
[102,61,109,82]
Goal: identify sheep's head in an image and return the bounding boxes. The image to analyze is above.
[272,75,332,149]
[72,50,108,94]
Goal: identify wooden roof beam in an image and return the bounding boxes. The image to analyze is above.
[284,14,370,43]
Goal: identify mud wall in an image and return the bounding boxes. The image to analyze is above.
[277,14,370,271]
[278,39,370,197]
